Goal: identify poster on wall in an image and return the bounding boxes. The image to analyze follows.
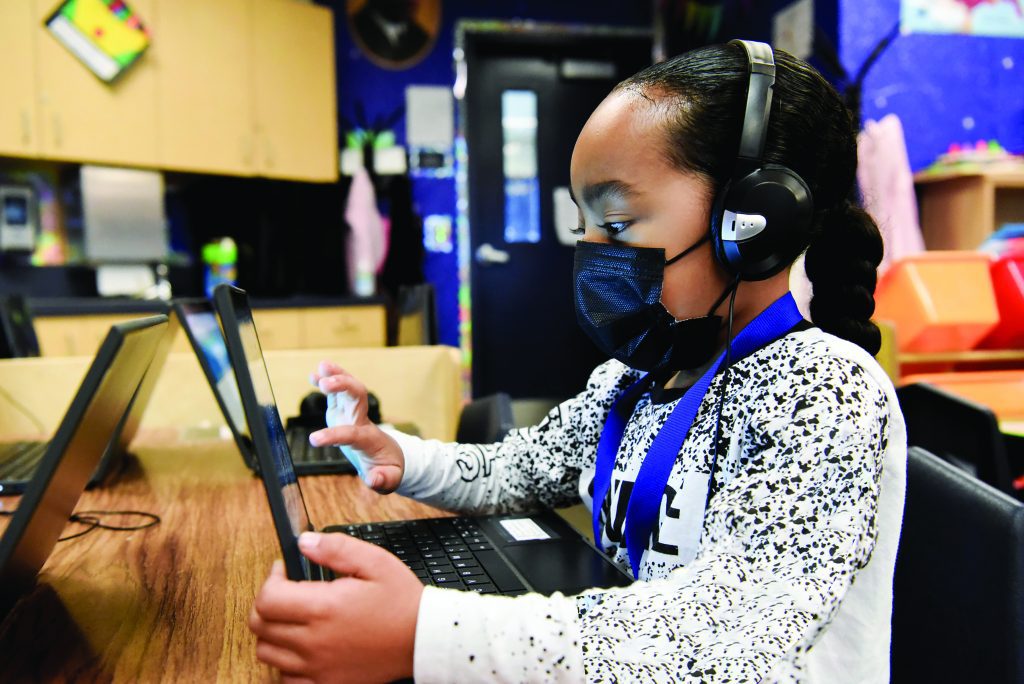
[346,0,441,70]
[45,0,150,83]
[901,0,1024,38]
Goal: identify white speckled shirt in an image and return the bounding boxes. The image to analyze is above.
[389,328,906,683]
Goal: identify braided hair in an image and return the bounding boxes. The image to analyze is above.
[616,43,884,355]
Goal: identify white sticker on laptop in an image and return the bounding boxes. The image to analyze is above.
[499,518,551,541]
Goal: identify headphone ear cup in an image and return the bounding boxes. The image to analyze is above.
[709,182,734,274]
[717,165,813,281]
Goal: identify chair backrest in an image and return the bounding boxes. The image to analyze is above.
[891,446,1024,683]
[873,317,900,381]
[456,392,515,444]
[394,283,438,346]
[896,382,1013,496]
[0,295,40,358]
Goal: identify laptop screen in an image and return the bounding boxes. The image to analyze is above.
[177,303,249,439]
[0,316,167,614]
[215,290,313,546]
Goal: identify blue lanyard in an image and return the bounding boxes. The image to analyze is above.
[592,293,804,577]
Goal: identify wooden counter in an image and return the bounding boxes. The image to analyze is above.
[0,345,463,443]
[32,303,388,357]
[0,432,449,681]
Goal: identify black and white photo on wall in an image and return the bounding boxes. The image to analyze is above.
[346,0,441,69]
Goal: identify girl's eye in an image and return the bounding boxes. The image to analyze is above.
[599,220,633,236]
[568,220,634,236]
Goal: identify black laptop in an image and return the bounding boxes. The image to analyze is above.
[0,295,40,359]
[0,315,167,615]
[172,298,355,476]
[214,285,632,595]
[0,313,176,495]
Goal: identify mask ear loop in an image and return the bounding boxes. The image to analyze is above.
[664,232,712,267]
[707,274,742,506]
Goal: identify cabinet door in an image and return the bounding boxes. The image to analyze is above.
[252,310,303,350]
[251,1,338,182]
[156,0,255,176]
[0,1,39,157]
[302,307,387,348]
[34,0,159,167]
[34,314,136,356]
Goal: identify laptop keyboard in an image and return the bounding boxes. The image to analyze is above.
[338,518,527,595]
[286,426,347,465]
[0,441,47,482]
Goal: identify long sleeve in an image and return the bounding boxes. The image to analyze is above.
[414,587,583,683]
[574,355,892,681]
[393,361,640,514]
[410,347,897,683]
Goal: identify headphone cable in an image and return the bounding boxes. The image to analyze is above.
[0,508,161,542]
[707,276,740,506]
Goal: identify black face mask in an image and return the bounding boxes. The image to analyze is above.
[573,235,736,372]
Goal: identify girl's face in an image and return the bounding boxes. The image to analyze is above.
[569,90,731,322]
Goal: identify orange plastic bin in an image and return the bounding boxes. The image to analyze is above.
[875,251,999,353]
[978,249,1024,349]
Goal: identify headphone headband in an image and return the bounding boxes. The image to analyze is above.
[711,39,814,281]
[730,39,775,169]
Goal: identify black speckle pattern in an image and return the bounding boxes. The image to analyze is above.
[403,329,905,683]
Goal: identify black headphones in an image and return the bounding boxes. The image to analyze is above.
[710,40,815,281]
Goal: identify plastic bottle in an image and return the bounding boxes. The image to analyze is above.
[202,237,238,298]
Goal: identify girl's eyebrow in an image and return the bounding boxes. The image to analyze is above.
[575,180,639,207]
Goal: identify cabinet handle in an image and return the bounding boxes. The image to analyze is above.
[264,137,275,169]
[241,137,254,167]
[20,109,31,146]
[52,113,63,149]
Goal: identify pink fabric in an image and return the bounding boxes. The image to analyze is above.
[857,114,926,273]
[344,167,387,295]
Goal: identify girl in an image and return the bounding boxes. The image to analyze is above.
[248,41,906,683]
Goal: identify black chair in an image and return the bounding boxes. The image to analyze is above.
[891,446,1024,683]
[456,392,515,444]
[0,295,40,358]
[896,382,1015,497]
[393,283,438,346]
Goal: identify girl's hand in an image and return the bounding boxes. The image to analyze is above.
[309,361,405,493]
[249,532,423,683]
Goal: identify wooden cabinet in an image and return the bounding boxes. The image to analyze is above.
[251,0,338,182]
[302,307,386,348]
[915,168,1024,250]
[253,307,386,350]
[157,0,337,181]
[35,313,136,356]
[33,0,160,167]
[251,310,304,350]
[0,2,40,158]
[156,0,255,176]
[0,0,336,182]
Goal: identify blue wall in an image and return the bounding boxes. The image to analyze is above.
[840,0,1024,171]
[322,2,652,347]
[324,0,1024,347]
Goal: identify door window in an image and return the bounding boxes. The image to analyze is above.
[501,90,540,244]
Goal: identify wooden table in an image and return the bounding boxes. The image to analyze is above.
[0,430,448,681]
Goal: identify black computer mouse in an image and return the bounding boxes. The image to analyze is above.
[294,390,382,427]
[296,391,329,429]
[366,391,381,425]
